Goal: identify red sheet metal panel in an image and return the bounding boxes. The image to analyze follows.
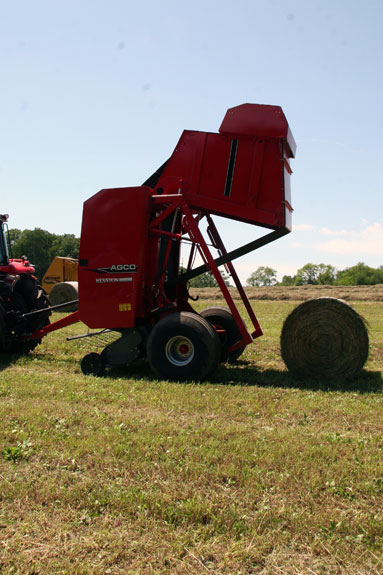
[154,104,295,230]
[78,187,151,329]
[219,103,296,158]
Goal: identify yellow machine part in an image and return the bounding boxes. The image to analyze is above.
[42,257,78,294]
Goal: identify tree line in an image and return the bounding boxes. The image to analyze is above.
[8,228,80,281]
[6,227,383,287]
[246,263,383,287]
[182,262,383,287]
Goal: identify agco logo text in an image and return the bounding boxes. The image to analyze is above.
[96,264,138,274]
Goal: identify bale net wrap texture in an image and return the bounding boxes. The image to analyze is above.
[280,298,369,381]
[48,281,78,312]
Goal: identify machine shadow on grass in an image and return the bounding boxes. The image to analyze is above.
[0,349,78,372]
[106,358,383,394]
[1,350,381,394]
[0,352,26,372]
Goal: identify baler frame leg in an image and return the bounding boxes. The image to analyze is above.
[181,202,258,351]
[205,214,263,342]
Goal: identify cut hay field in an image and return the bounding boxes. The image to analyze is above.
[191,283,383,302]
[1,289,383,574]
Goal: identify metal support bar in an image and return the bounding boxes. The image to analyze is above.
[150,229,182,240]
[67,329,112,341]
[204,215,263,341]
[150,195,183,229]
[22,299,79,318]
[180,202,254,347]
[29,310,80,340]
[178,227,289,283]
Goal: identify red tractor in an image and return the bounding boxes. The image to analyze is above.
[0,214,50,353]
[28,103,297,380]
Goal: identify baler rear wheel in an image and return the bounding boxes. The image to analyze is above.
[200,306,246,363]
[147,312,221,381]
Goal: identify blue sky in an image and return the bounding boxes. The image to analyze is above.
[1,0,382,281]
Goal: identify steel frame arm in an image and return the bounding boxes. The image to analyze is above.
[178,226,289,283]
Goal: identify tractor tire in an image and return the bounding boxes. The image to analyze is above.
[22,287,51,353]
[0,298,6,351]
[147,312,221,381]
[200,306,246,363]
[3,275,51,354]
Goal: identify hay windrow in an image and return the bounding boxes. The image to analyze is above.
[190,284,383,301]
[280,298,369,382]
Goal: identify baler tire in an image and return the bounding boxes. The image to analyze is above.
[147,312,221,381]
[200,306,246,363]
[81,352,105,377]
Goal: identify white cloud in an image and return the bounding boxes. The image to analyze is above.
[294,223,315,231]
[290,241,306,248]
[319,227,349,236]
[317,222,383,256]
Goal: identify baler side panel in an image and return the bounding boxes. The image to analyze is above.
[155,131,206,196]
[78,187,151,329]
[154,104,294,229]
[193,135,287,228]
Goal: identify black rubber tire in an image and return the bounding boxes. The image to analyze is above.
[0,298,6,351]
[81,352,106,376]
[200,306,246,363]
[3,276,51,354]
[147,312,221,381]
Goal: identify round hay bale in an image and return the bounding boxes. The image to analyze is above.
[49,281,78,312]
[280,298,369,381]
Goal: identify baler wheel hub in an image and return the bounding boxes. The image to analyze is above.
[165,335,194,366]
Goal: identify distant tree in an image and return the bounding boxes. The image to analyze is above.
[7,228,23,252]
[11,228,54,280]
[10,228,81,281]
[280,274,296,286]
[335,262,383,285]
[317,264,337,285]
[295,263,318,285]
[188,270,231,288]
[295,263,336,285]
[246,266,277,287]
[50,234,80,260]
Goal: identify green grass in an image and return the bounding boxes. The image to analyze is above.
[0,300,383,574]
